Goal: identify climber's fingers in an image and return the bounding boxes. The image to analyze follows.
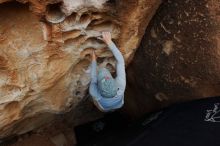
[102,32,112,44]
[91,50,96,61]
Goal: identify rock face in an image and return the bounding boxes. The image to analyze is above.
[0,0,161,138]
[124,0,220,118]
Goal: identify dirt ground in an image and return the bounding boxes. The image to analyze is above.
[1,119,77,146]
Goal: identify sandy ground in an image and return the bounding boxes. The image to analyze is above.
[4,119,77,146]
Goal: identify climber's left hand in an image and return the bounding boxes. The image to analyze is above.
[91,50,96,61]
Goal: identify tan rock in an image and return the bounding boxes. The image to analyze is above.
[0,0,161,138]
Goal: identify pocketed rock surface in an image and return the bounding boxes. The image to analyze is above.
[0,0,161,138]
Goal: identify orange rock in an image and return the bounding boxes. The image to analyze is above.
[0,0,161,138]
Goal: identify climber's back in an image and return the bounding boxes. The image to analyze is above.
[89,32,126,112]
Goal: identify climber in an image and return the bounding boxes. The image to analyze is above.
[89,32,126,112]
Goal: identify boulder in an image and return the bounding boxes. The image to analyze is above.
[125,0,220,118]
[0,0,161,138]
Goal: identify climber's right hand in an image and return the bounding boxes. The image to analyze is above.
[102,32,112,45]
